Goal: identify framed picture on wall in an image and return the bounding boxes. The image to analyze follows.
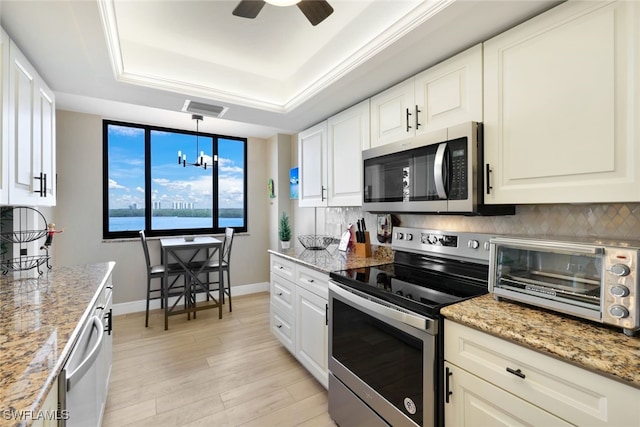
[290,168,299,200]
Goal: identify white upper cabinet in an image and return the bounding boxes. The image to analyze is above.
[369,78,414,148]
[299,100,369,207]
[5,35,56,206]
[483,1,639,204]
[326,100,369,206]
[34,79,56,206]
[0,29,9,205]
[413,44,483,133]
[370,44,482,148]
[298,121,328,207]
[8,38,38,205]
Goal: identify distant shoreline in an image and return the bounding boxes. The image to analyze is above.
[109,208,242,218]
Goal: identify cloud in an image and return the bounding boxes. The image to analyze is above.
[109,125,144,137]
[136,186,144,193]
[109,179,126,190]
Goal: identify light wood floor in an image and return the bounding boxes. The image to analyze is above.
[103,292,336,427]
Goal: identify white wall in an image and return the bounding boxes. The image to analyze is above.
[53,110,270,305]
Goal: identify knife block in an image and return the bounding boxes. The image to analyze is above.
[354,232,372,258]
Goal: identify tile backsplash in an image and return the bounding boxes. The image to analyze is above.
[326,204,640,243]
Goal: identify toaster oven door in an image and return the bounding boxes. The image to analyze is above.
[489,239,604,321]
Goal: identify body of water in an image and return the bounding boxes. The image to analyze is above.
[109,216,244,231]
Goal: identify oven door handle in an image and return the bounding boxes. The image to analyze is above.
[66,316,104,392]
[329,281,434,331]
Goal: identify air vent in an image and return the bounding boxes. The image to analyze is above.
[182,100,229,118]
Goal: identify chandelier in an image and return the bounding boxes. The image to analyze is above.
[178,114,208,169]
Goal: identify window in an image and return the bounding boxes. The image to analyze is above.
[103,120,247,239]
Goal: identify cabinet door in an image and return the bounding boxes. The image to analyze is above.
[327,100,369,206]
[298,121,327,207]
[414,44,482,134]
[483,1,640,204]
[444,362,571,427]
[369,78,415,148]
[295,286,328,388]
[35,79,55,206]
[8,39,38,205]
[0,29,8,205]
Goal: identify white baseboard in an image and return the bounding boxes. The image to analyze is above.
[112,281,269,316]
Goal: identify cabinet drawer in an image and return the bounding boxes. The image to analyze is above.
[270,272,294,315]
[445,320,640,426]
[296,265,329,300]
[270,305,294,353]
[271,255,295,280]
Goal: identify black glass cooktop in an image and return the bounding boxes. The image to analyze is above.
[329,256,488,317]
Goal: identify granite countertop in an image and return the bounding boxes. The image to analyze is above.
[268,243,394,273]
[0,262,116,427]
[441,294,640,389]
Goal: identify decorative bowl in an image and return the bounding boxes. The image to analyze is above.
[184,235,195,242]
[298,235,334,250]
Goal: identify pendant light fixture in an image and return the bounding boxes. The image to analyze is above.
[178,114,208,169]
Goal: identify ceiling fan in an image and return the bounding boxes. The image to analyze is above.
[232,0,334,26]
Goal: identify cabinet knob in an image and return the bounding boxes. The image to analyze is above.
[276,324,283,329]
[277,292,283,297]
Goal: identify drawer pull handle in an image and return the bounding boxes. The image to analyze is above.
[506,367,526,379]
[308,279,314,283]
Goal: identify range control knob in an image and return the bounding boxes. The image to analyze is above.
[609,264,631,277]
[609,305,630,319]
[610,285,630,298]
[396,232,404,240]
[405,233,413,241]
[468,240,479,249]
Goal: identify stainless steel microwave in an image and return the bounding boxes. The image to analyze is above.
[362,122,513,215]
[489,236,640,336]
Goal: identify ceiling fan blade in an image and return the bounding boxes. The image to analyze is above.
[232,0,266,19]
[297,0,334,26]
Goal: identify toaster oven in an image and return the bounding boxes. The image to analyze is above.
[489,236,640,336]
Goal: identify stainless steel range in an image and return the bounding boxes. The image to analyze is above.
[328,227,493,427]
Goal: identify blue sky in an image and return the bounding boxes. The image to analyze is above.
[107,124,245,210]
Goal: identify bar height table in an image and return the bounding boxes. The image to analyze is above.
[160,236,223,330]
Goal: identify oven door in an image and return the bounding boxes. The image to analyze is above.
[328,281,437,427]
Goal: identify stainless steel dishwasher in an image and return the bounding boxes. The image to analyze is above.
[58,283,113,427]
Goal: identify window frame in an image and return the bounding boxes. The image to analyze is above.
[102,119,248,239]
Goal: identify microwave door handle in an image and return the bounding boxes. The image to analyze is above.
[434,143,448,199]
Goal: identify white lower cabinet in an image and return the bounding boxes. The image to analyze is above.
[295,286,328,387]
[269,254,329,388]
[444,320,640,427]
[444,361,570,427]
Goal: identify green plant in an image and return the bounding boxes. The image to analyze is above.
[279,212,291,241]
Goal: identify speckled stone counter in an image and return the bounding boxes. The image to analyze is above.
[0,262,115,427]
[268,244,394,273]
[441,294,640,389]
